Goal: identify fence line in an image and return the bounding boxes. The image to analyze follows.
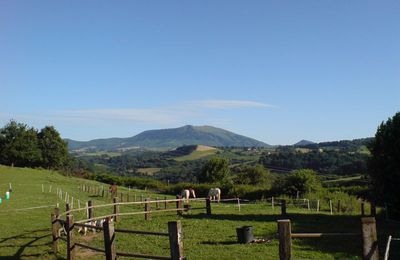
[61,197,210,217]
[384,235,400,260]
[269,197,375,217]
[277,217,379,260]
[52,208,185,260]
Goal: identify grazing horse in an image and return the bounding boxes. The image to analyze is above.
[109,183,117,198]
[78,218,113,236]
[181,188,196,203]
[208,188,221,203]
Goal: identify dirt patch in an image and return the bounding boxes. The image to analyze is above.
[195,145,217,151]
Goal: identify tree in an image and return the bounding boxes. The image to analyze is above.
[0,120,42,167]
[283,169,322,196]
[38,126,69,169]
[235,164,272,185]
[199,157,230,184]
[368,112,400,205]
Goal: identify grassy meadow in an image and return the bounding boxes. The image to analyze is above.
[1,166,399,259]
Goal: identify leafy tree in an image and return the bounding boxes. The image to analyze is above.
[235,164,272,185]
[38,126,68,169]
[199,157,230,184]
[368,112,400,205]
[283,169,322,196]
[0,120,42,167]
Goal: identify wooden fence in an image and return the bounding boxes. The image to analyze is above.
[277,217,379,260]
[52,196,213,259]
[273,198,376,217]
[78,184,155,203]
[60,196,212,221]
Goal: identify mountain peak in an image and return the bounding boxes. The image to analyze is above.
[294,139,315,146]
[67,125,270,150]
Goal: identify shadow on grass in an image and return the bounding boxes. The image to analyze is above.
[88,195,102,198]
[183,212,398,258]
[0,228,53,259]
[201,241,238,245]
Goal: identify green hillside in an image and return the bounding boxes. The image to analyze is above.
[0,166,164,259]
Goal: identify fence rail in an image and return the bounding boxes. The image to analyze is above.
[277,217,379,260]
[52,196,205,260]
[61,197,209,217]
[290,232,361,238]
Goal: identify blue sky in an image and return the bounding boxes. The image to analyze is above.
[1,1,399,145]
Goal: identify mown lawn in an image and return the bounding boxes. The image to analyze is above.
[1,166,399,259]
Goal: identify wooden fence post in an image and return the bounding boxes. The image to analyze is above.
[168,221,184,260]
[164,196,168,209]
[51,208,60,254]
[272,197,275,212]
[361,217,379,260]
[206,197,212,215]
[361,202,365,216]
[370,202,376,217]
[145,198,151,220]
[66,214,76,260]
[88,200,94,219]
[113,197,119,222]
[278,219,292,260]
[317,200,320,212]
[329,200,333,215]
[103,218,116,260]
[281,199,287,216]
[176,195,183,216]
[385,203,389,220]
[66,203,70,216]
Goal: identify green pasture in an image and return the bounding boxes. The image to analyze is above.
[0,166,399,259]
[174,150,218,162]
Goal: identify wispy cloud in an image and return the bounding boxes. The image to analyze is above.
[60,108,185,124]
[1,99,275,126]
[189,100,274,109]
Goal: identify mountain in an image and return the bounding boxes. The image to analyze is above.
[66,125,270,151]
[293,140,316,146]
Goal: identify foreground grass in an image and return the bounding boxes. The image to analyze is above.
[1,166,399,259]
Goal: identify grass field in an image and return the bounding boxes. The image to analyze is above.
[174,150,218,161]
[323,175,363,183]
[1,166,399,259]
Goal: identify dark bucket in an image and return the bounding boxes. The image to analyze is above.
[236,226,254,244]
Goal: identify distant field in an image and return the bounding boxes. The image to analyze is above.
[0,166,399,259]
[174,146,218,161]
[74,151,122,157]
[137,167,161,175]
[323,175,363,183]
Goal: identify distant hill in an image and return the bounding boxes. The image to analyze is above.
[66,125,270,151]
[294,140,315,146]
[291,138,373,150]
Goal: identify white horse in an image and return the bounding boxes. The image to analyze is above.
[77,218,113,236]
[208,188,221,203]
[181,188,196,203]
